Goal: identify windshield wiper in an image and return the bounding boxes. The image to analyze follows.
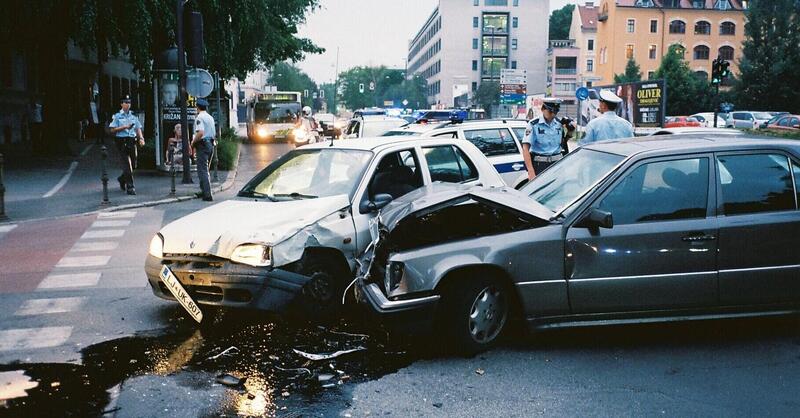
[238,190,276,201]
[272,192,318,200]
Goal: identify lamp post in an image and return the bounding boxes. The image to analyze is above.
[176,0,193,184]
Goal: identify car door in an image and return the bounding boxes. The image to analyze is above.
[460,127,526,186]
[565,154,718,313]
[420,144,483,186]
[715,152,800,305]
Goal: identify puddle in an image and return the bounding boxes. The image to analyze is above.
[0,307,420,417]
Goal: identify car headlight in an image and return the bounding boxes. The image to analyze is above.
[230,244,272,267]
[149,234,164,258]
[293,128,307,142]
[385,261,404,293]
[256,126,268,137]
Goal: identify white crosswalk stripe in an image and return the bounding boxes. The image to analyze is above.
[14,297,86,316]
[70,241,119,252]
[91,219,131,228]
[0,326,73,351]
[55,255,111,268]
[81,229,125,239]
[98,211,137,219]
[37,272,101,289]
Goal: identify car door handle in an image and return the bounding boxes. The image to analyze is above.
[681,234,716,242]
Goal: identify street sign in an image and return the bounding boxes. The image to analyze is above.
[186,69,214,98]
[369,81,375,91]
[721,102,734,113]
[500,69,527,85]
[359,83,364,93]
[501,84,526,94]
[576,87,590,101]
[500,93,526,105]
[402,99,409,106]
[303,89,309,98]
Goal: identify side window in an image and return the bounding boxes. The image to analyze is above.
[778,117,790,127]
[791,117,800,127]
[733,113,744,121]
[463,128,518,156]
[717,154,796,216]
[453,146,479,182]
[598,158,709,224]
[368,150,423,199]
[744,114,754,121]
[423,146,468,183]
[511,127,527,144]
[793,161,800,206]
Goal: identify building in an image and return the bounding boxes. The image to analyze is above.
[546,39,580,118]
[595,0,747,84]
[406,0,550,108]
[569,2,601,88]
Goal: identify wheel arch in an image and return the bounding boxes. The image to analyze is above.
[435,264,524,318]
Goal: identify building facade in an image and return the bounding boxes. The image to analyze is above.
[569,2,602,88]
[406,0,550,107]
[546,39,580,118]
[595,0,747,84]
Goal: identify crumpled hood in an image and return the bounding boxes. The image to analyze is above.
[379,183,554,230]
[160,195,350,258]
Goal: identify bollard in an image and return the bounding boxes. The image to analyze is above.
[0,153,7,221]
[212,141,219,182]
[100,145,109,205]
[169,145,176,196]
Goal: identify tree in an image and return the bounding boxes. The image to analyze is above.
[549,4,576,40]
[338,66,427,111]
[0,0,323,154]
[473,82,500,117]
[735,0,800,112]
[654,44,712,115]
[614,58,643,84]
[267,62,318,108]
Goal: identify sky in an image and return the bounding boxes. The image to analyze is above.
[297,0,575,83]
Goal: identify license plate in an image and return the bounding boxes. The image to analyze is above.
[159,265,203,323]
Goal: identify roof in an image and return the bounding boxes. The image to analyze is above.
[615,0,745,9]
[584,134,800,157]
[301,136,463,152]
[385,118,529,135]
[578,4,598,30]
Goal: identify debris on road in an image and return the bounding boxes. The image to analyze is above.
[293,347,366,361]
[215,373,246,387]
[475,368,485,376]
[206,346,239,360]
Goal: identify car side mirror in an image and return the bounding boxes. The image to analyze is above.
[793,124,800,129]
[360,193,393,214]
[578,208,613,229]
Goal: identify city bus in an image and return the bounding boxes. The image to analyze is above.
[245,91,302,142]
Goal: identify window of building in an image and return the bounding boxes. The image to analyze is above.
[635,0,655,6]
[717,154,796,215]
[669,20,686,34]
[511,60,517,69]
[663,0,680,7]
[511,38,518,50]
[648,71,656,79]
[483,14,509,33]
[473,16,479,28]
[715,0,732,10]
[474,0,479,5]
[588,39,594,51]
[649,44,657,59]
[720,21,736,35]
[483,36,508,55]
[485,0,509,5]
[693,0,704,7]
[513,0,519,5]
[586,81,593,87]
[627,19,635,33]
[695,70,709,80]
[693,45,710,60]
[586,59,594,72]
[695,21,711,35]
[650,19,658,33]
[512,17,518,28]
[719,46,734,60]
[626,44,634,59]
[472,60,478,71]
[472,81,478,91]
[473,38,479,49]
[482,58,507,78]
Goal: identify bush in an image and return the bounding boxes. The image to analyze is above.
[743,129,800,140]
[215,127,242,170]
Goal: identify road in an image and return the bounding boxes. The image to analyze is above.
[1,142,799,417]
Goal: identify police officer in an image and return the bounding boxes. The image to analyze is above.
[522,98,574,179]
[579,90,634,146]
[108,95,144,195]
[191,98,215,202]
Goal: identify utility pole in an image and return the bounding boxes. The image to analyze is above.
[333,47,339,115]
[176,0,192,183]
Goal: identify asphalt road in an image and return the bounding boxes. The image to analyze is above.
[1,141,799,417]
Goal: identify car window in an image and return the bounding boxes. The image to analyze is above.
[433,131,458,138]
[794,161,800,205]
[694,115,706,122]
[778,117,791,127]
[463,128,518,156]
[454,146,479,182]
[791,117,800,127]
[717,154,796,216]
[368,149,423,199]
[511,127,527,143]
[733,113,744,120]
[598,158,709,225]
[423,145,474,183]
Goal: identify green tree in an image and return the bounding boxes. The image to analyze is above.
[549,4,576,40]
[267,62,318,108]
[338,66,427,111]
[473,82,500,117]
[0,0,322,154]
[654,44,712,115]
[736,0,800,112]
[614,58,643,84]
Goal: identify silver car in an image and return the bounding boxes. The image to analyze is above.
[356,134,800,353]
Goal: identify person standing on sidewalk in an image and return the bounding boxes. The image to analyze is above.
[191,98,215,202]
[108,95,144,195]
[579,90,634,146]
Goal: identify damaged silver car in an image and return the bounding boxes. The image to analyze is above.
[356,135,800,353]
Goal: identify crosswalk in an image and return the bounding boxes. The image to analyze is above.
[1,210,146,354]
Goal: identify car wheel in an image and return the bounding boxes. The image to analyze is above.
[442,276,509,354]
[297,254,349,319]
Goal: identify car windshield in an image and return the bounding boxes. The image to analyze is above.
[238,149,373,201]
[254,102,301,123]
[521,148,625,216]
[754,112,773,119]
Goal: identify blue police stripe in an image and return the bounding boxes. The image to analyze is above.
[493,161,527,173]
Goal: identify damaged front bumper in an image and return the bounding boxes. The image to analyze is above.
[145,254,311,311]
[355,278,439,334]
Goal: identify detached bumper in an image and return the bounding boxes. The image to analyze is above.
[355,279,439,334]
[145,254,310,312]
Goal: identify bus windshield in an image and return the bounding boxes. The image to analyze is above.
[254,102,301,123]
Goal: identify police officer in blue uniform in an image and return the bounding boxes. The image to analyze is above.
[522,98,574,179]
[579,89,634,146]
[191,98,215,202]
[108,95,144,195]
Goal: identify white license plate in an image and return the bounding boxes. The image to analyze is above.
[159,265,203,323]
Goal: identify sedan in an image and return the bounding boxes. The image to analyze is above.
[356,134,800,353]
[765,114,800,132]
[664,116,701,128]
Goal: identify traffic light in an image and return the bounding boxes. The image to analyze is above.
[720,60,731,80]
[712,58,721,85]
[185,11,204,68]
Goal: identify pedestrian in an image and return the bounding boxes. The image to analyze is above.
[108,95,144,195]
[579,90,634,146]
[521,98,574,179]
[191,98,215,202]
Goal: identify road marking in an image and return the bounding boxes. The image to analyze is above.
[37,273,101,289]
[0,224,17,233]
[43,161,79,198]
[70,241,119,252]
[80,143,94,156]
[14,297,85,316]
[81,229,125,239]
[56,255,110,268]
[90,220,131,228]
[0,326,72,351]
[98,211,137,219]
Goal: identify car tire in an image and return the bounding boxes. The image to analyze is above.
[296,254,350,320]
[441,276,509,355]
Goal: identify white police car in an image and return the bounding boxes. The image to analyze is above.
[383,119,530,188]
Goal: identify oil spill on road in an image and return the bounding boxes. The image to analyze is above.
[0,307,420,417]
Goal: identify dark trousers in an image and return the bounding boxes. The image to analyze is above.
[195,140,213,198]
[115,137,138,189]
[532,160,555,175]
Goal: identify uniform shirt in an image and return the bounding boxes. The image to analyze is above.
[194,111,216,140]
[523,117,563,155]
[580,111,634,146]
[109,110,142,138]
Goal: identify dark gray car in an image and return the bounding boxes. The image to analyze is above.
[355,135,800,353]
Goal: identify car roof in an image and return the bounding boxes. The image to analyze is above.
[651,127,742,135]
[384,118,528,134]
[584,134,800,158]
[354,115,406,122]
[301,136,460,152]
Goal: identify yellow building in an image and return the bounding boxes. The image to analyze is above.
[595,0,747,84]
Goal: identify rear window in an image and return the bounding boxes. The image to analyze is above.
[717,154,796,216]
[463,128,519,156]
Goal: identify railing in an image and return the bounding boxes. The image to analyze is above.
[555,68,578,75]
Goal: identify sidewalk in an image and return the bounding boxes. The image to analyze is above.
[2,137,239,223]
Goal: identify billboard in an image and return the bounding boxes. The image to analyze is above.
[580,80,666,129]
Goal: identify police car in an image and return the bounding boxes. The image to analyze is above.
[383,118,530,188]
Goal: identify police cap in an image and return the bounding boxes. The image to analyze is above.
[196,98,209,109]
[541,97,562,113]
[120,95,131,103]
[599,90,623,104]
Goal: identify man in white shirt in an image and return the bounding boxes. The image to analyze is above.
[192,98,216,201]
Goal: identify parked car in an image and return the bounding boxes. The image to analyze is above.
[726,111,773,129]
[664,116,702,128]
[765,114,800,132]
[342,116,408,139]
[353,108,387,117]
[690,112,728,128]
[383,119,531,188]
[650,127,743,136]
[313,113,340,138]
[145,137,504,322]
[356,134,800,353]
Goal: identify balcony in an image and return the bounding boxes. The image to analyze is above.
[555,68,577,75]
